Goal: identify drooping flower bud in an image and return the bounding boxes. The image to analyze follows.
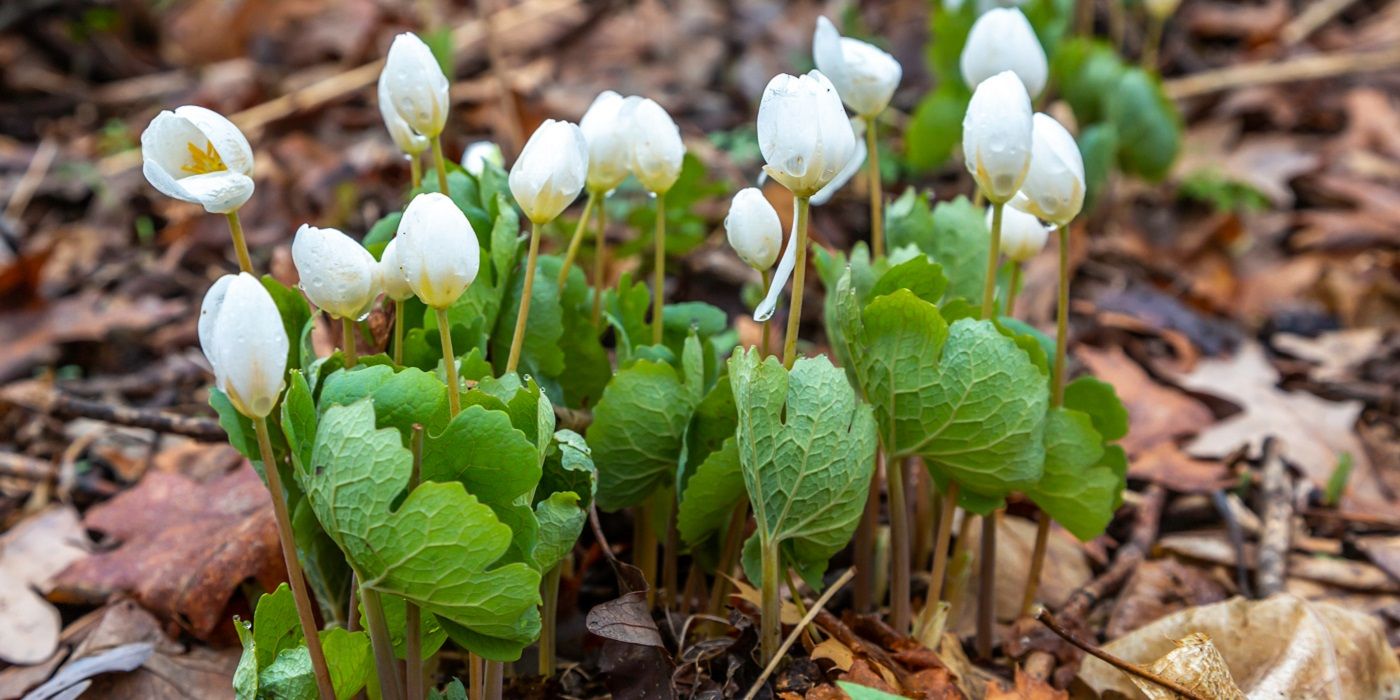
[395,192,480,308]
[378,72,429,157]
[962,71,1033,204]
[726,188,783,272]
[378,238,414,302]
[627,97,685,195]
[990,205,1049,262]
[462,141,503,177]
[141,106,255,214]
[1011,113,1085,226]
[199,273,288,419]
[381,33,450,139]
[579,90,634,193]
[757,71,857,198]
[959,8,1047,97]
[509,119,589,224]
[291,225,381,320]
[812,17,902,118]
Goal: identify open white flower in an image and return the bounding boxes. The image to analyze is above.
[962,70,1034,203]
[1011,113,1085,226]
[378,238,414,302]
[726,188,782,272]
[580,91,635,193]
[758,71,857,197]
[628,97,685,195]
[199,273,288,419]
[991,205,1050,262]
[462,141,504,177]
[812,17,902,118]
[509,119,589,224]
[396,192,480,308]
[291,225,380,320]
[141,106,255,214]
[960,8,1047,97]
[381,33,450,139]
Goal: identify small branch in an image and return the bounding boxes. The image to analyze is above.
[0,452,54,480]
[1256,438,1291,597]
[742,568,856,700]
[1035,610,1208,700]
[2,383,226,441]
[1163,46,1400,99]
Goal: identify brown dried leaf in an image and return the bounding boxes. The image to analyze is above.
[0,505,89,664]
[955,516,1091,634]
[985,667,1066,700]
[52,465,283,639]
[1078,595,1400,699]
[1132,633,1245,700]
[1107,559,1233,639]
[1076,346,1214,458]
[0,294,185,383]
[811,638,856,672]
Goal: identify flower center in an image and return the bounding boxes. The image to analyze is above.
[180,141,227,175]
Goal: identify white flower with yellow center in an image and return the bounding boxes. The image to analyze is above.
[141,106,254,214]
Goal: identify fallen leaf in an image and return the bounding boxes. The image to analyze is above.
[1128,443,1233,493]
[53,465,284,640]
[1272,329,1385,384]
[1077,594,1400,699]
[1159,531,1400,594]
[0,294,186,383]
[1107,559,1234,639]
[811,638,856,672]
[1076,346,1214,458]
[1132,633,1245,700]
[0,506,89,664]
[1357,537,1400,585]
[838,660,900,697]
[906,667,965,699]
[955,516,1092,635]
[1173,343,1389,515]
[985,667,1066,699]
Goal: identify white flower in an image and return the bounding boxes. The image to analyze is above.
[962,71,1033,203]
[381,33,450,139]
[960,8,1048,97]
[462,141,503,177]
[140,106,255,214]
[628,97,685,195]
[812,17,902,118]
[509,119,588,224]
[291,225,381,320]
[757,71,857,197]
[725,188,782,271]
[199,273,288,419]
[810,117,868,206]
[579,91,634,193]
[991,205,1050,262]
[378,238,414,302]
[378,73,429,156]
[396,192,480,308]
[1011,113,1085,226]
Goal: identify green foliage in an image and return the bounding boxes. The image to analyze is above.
[1325,452,1354,508]
[1108,68,1182,181]
[1180,170,1270,214]
[1023,376,1131,540]
[676,438,743,551]
[233,584,371,700]
[884,191,989,304]
[619,153,730,260]
[729,348,877,587]
[838,682,907,700]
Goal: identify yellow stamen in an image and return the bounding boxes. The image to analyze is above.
[181,141,227,175]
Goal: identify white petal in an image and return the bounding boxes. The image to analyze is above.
[811,118,868,206]
[629,98,684,195]
[291,225,380,319]
[179,171,255,213]
[213,273,288,418]
[960,8,1047,97]
[726,188,783,271]
[397,192,480,308]
[383,33,451,138]
[379,238,415,301]
[198,274,236,370]
[174,105,254,175]
[754,199,800,322]
[509,120,588,223]
[378,75,430,155]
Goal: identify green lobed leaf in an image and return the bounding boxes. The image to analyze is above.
[1064,376,1129,442]
[368,594,449,661]
[491,249,566,381]
[905,82,970,172]
[884,192,989,304]
[420,404,539,506]
[532,491,586,572]
[1025,407,1117,540]
[539,429,597,509]
[317,365,451,442]
[676,438,744,551]
[235,585,371,700]
[729,348,877,588]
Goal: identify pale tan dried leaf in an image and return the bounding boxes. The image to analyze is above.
[0,506,89,665]
[1131,633,1245,700]
[810,638,856,672]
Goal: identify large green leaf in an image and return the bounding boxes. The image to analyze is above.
[301,401,542,660]
[588,333,706,510]
[491,247,566,381]
[234,584,371,700]
[539,429,597,509]
[676,437,744,550]
[729,348,877,587]
[317,365,451,441]
[1025,407,1117,540]
[884,192,989,304]
[532,491,586,572]
[421,405,539,507]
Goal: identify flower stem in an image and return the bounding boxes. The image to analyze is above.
[1051,224,1071,407]
[887,454,912,634]
[360,582,405,700]
[393,299,405,366]
[405,425,425,700]
[341,317,358,368]
[633,498,657,608]
[865,115,883,259]
[483,660,503,700]
[981,201,1004,320]
[253,417,335,700]
[1006,263,1022,316]
[1021,513,1051,616]
[430,135,450,195]
[436,307,460,416]
[409,152,423,191]
[975,513,997,659]
[225,211,254,274]
[759,538,782,666]
[591,196,608,326]
[651,192,667,345]
[539,562,562,676]
[781,196,812,369]
[506,221,542,373]
[706,500,748,622]
[852,457,880,613]
[759,269,771,358]
[558,191,598,288]
[926,481,959,606]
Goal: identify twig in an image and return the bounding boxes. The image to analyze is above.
[0,452,54,480]
[2,383,227,441]
[4,137,57,221]
[742,568,856,700]
[1281,0,1361,46]
[811,609,912,690]
[1036,610,1208,700]
[588,504,617,562]
[1163,46,1400,99]
[1210,490,1254,598]
[1256,437,1291,597]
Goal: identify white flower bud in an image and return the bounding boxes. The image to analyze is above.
[509,119,588,224]
[758,71,857,198]
[462,141,503,177]
[396,192,480,308]
[990,205,1049,262]
[291,225,381,320]
[627,97,685,195]
[726,188,782,271]
[810,117,868,206]
[378,238,414,302]
[381,33,450,139]
[141,106,255,214]
[1011,113,1085,226]
[960,8,1048,97]
[812,17,902,118]
[962,71,1033,203]
[579,91,634,193]
[200,273,288,419]
[378,72,429,156]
